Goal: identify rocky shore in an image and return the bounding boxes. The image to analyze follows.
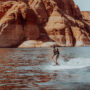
[0,0,90,48]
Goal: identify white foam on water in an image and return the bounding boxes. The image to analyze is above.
[43,57,90,70]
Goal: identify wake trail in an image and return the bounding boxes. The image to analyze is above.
[42,57,90,70]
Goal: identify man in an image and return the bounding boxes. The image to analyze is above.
[52,46,60,65]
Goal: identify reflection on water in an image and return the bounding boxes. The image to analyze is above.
[0,47,90,90]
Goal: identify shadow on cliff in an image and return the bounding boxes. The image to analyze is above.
[61,12,90,46]
[37,25,54,42]
[14,9,54,48]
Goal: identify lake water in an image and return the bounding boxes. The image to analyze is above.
[0,47,90,90]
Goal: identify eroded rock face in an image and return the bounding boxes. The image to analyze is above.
[0,1,16,19]
[28,0,90,47]
[29,0,82,19]
[81,11,90,29]
[0,1,27,47]
[81,11,90,21]
[44,6,90,46]
[29,0,48,23]
[0,1,40,47]
[24,9,40,40]
[0,0,90,47]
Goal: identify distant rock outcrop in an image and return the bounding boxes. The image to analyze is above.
[82,11,90,21]
[0,0,90,47]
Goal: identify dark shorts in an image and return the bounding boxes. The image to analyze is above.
[54,54,59,59]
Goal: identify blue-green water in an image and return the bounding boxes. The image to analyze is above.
[0,47,90,90]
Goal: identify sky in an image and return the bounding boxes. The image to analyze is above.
[74,0,90,11]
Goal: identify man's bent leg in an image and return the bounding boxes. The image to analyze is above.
[54,55,59,65]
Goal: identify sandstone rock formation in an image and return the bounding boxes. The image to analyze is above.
[0,0,90,47]
[0,1,26,47]
[0,1,40,47]
[82,11,90,21]
[81,11,90,27]
[19,40,43,48]
[0,1,16,19]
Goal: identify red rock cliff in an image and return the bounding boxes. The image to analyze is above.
[0,0,90,47]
